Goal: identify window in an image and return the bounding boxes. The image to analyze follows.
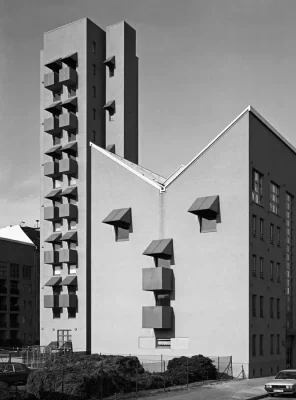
[270,224,274,244]
[93,85,96,98]
[10,264,19,279]
[252,255,257,277]
[156,338,171,349]
[69,220,77,230]
[69,176,77,185]
[260,334,264,355]
[260,218,264,239]
[54,243,61,251]
[92,130,96,142]
[57,329,72,346]
[92,41,96,53]
[260,296,264,318]
[252,169,263,205]
[68,308,76,318]
[53,266,61,276]
[277,335,280,355]
[276,263,280,283]
[0,262,8,278]
[270,297,274,318]
[115,226,130,242]
[28,284,32,293]
[53,179,62,189]
[276,227,280,246]
[277,299,280,319]
[270,334,274,355]
[270,261,274,281]
[22,317,26,325]
[270,182,280,215]
[93,64,96,75]
[28,316,32,326]
[110,114,115,122]
[93,108,96,120]
[22,265,31,280]
[252,294,257,317]
[53,221,62,232]
[252,334,256,356]
[53,309,61,319]
[260,258,264,279]
[53,136,61,145]
[252,215,257,237]
[69,265,77,275]
[260,368,263,376]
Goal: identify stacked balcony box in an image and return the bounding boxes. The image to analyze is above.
[142,267,173,292]
[59,67,78,88]
[44,116,60,136]
[59,249,77,264]
[59,204,78,220]
[44,295,60,308]
[44,251,59,264]
[44,161,59,179]
[142,306,173,329]
[59,294,77,308]
[44,71,62,92]
[59,112,77,132]
[59,158,78,177]
[44,206,59,221]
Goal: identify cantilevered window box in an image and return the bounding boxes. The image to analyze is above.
[44,71,62,92]
[44,251,59,265]
[59,112,77,132]
[59,249,77,264]
[44,188,62,201]
[188,195,220,233]
[44,144,62,158]
[44,116,61,136]
[102,208,132,241]
[142,267,173,292]
[44,206,59,221]
[44,161,59,178]
[59,158,77,177]
[61,141,77,156]
[142,306,172,329]
[61,186,77,199]
[59,204,77,220]
[59,67,77,88]
[61,97,77,113]
[59,294,77,308]
[61,52,78,69]
[44,295,60,308]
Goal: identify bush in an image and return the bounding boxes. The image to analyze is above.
[0,381,16,400]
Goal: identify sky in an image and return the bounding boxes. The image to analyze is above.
[0,0,296,228]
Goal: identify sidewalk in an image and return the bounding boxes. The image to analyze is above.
[111,377,270,400]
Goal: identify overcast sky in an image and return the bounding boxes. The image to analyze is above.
[0,0,295,228]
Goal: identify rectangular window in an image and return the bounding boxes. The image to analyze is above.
[260,258,264,279]
[270,297,274,318]
[276,263,280,283]
[252,294,257,317]
[252,169,263,205]
[53,221,62,232]
[69,220,77,230]
[69,265,77,275]
[270,334,274,355]
[277,334,280,355]
[252,334,256,356]
[10,264,19,279]
[270,182,280,215]
[156,338,171,349]
[53,243,61,251]
[276,226,280,246]
[0,262,8,278]
[57,329,72,346]
[277,299,280,319]
[260,218,264,239]
[53,266,62,276]
[92,41,96,53]
[260,334,264,355]
[53,179,62,189]
[252,255,257,277]
[270,261,274,281]
[92,130,96,142]
[260,296,264,318]
[93,64,96,75]
[93,108,96,120]
[93,85,96,98]
[252,215,257,236]
[270,224,274,244]
[68,308,76,319]
[22,265,31,280]
[53,309,61,319]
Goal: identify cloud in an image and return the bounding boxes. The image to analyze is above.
[0,193,40,228]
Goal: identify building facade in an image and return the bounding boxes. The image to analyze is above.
[40,17,295,378]
[0,225,40,347]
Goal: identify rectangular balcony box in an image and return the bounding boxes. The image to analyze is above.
[59,67,77,88]
[59,158,78,177]
[44,251,59,264]
[44,71,62,92]
[44,295,59,308]
[59,204,78,220]
[44,206,59,221]
[44,161,59,178]
[59,112,77,132]
[59,294,77,308]
[44,116,60,136]
[59,249,77,263]
[142,267,173,292]
[142,306,172,329]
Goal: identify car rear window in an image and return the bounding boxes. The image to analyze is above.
[13,364,24,372]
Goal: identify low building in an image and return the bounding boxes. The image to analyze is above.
[0,225,40,347]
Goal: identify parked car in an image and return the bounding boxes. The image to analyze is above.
[265,369,296,396]
[0,362,31,385]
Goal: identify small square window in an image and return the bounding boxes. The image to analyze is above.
[68,308,76,318]
[69,220,77,230]
[53,308,61,319]
[199,217,217,233]
[92,41,96,53]
[93,64,96,76]
[69,265,77,275]
[53,265,62,276]
[109,114,115,122]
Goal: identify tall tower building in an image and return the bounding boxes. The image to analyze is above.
[40,18,138,352]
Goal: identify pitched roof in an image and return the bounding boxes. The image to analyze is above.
[0,225,37,246]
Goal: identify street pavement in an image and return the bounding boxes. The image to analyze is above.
[135,377,271,400]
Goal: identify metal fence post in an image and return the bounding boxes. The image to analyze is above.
[161,354,163,373]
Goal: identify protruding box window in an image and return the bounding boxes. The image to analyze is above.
[44,206,59,221]
[59,249,77,264]
[103,100,116,121]
[59,67,77,88]
[44,161,59,179]
[59,204,78,220]
[142,306,172,329]
[59,158,78,177]
[188,195,220,233]
[102,208,132,242]
[143,239,174,264]
[44,72,62,93]
[61,97,77,114]
[59,112,77,132]
[103,56,115,77]
[142,268,173,292]
[44,251,59,265]
[44,116,61,136]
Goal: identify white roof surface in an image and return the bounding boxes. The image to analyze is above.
[0,225,34,245]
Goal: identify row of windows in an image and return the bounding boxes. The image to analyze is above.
[252,256,281,282]
[253,366,280,378]
[252,216,281,245]
[252,169,281,215]
[252,333,280,356]
[0,263,32,280]
[252,295,280,318]
[53,264,76,276]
